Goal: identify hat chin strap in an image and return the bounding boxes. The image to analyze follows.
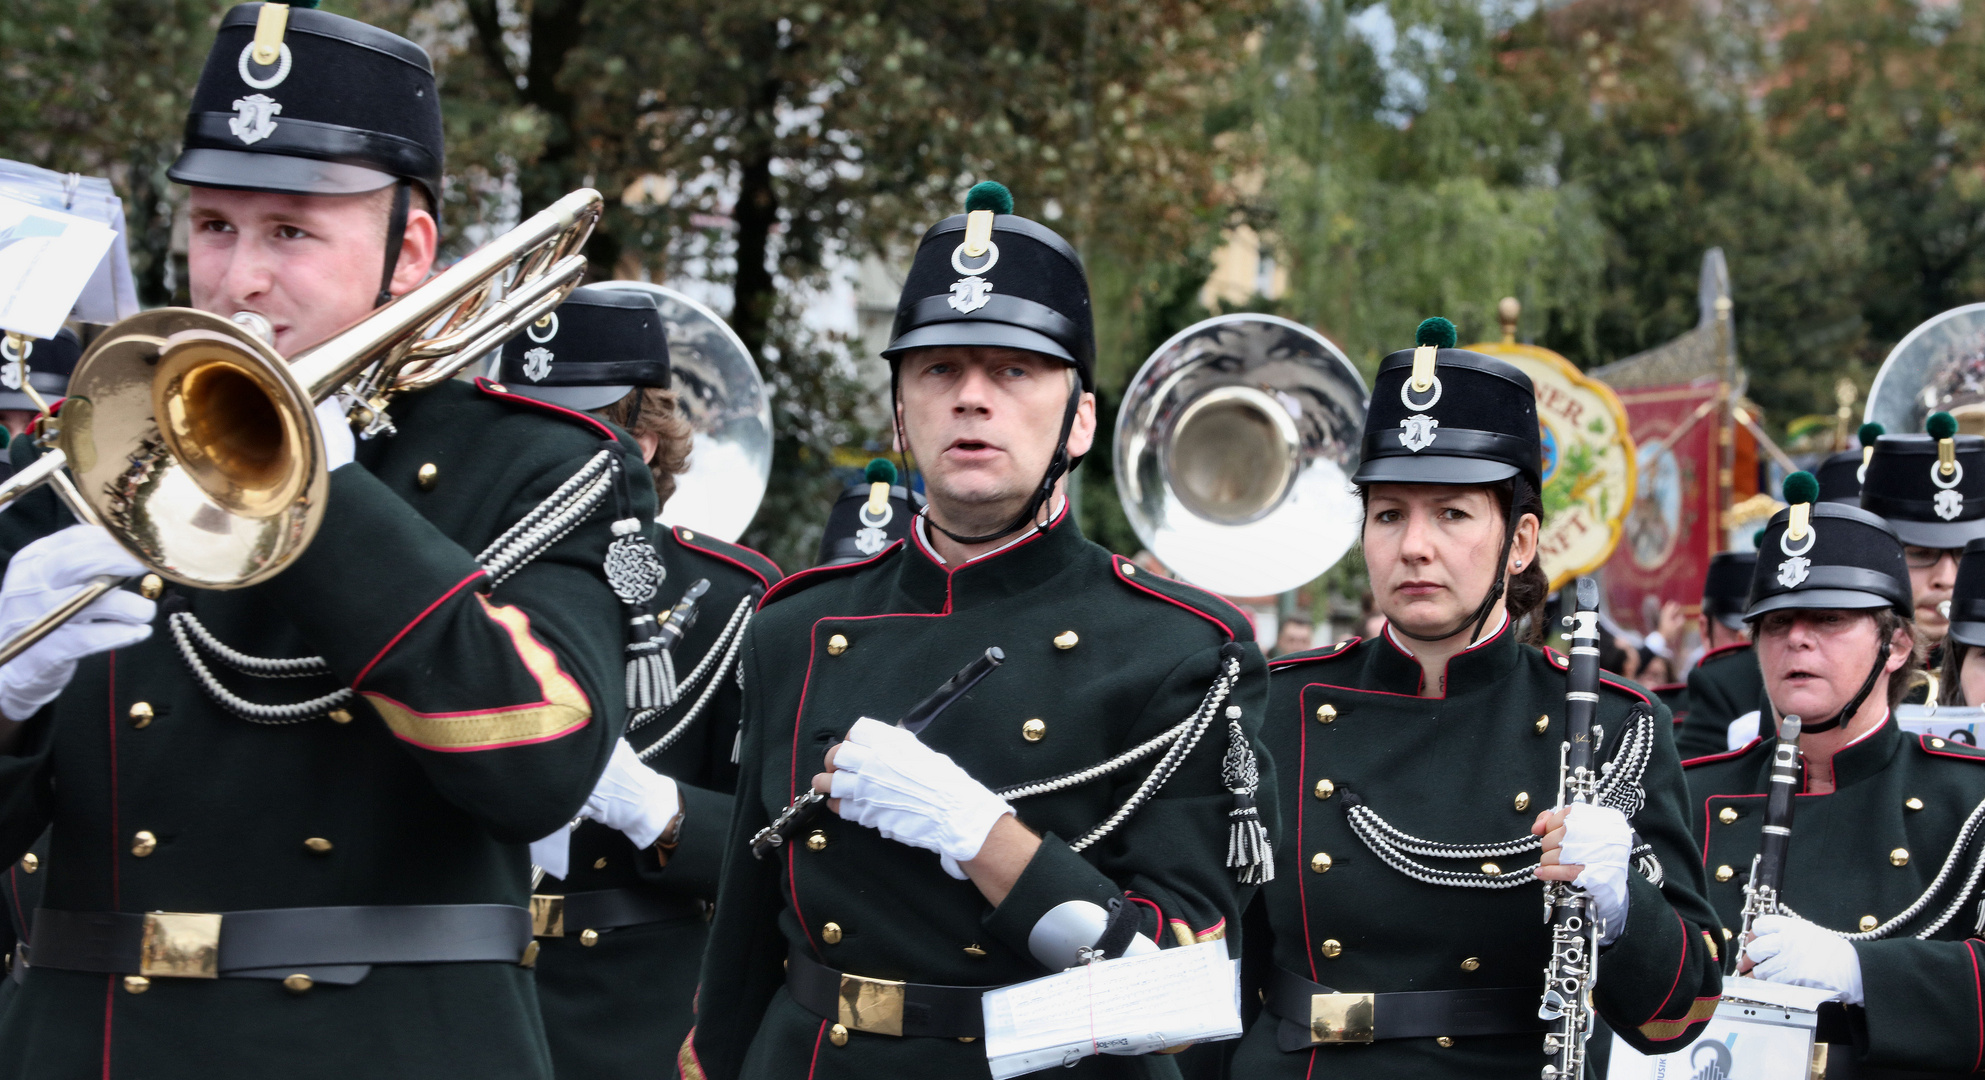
[375,180,410,309]
[918,381,1082,548]
[1791,634,1892,735]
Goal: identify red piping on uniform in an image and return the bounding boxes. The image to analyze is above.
[1698,794,1767,867]
[1682,739,1761,769]
[1268,637,1362,670]
[1918,734,1985,763]
[1968,938,1983,1072]
[758,541,902,609]
[1303,680,1426,701]
[1125,894,1161,930]
[806,1019,827,1079]
[105,652,119,908]
[910,502,1067,571]
[473,377,620,442]
[1111,560,1241,642]
[673,527,782,589]
[1640,910,1693,1031]
[1297,688,1317,981]
[100,975,114,1080]
[1597,674,1651,705]
[1649,682,1686,694]
[787,843,811,954]
[353,570,487,687]
[1697,641,1751,665]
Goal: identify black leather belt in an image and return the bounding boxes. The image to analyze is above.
[786,949,1001,1038]
[1267,966,1550,1049]
[28,904,532,985]
[530,887,703,938]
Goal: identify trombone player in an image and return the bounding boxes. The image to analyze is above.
[0,6,647,1077]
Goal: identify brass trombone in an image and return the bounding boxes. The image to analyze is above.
[0,188,605,666]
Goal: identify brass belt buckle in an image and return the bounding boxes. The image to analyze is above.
[837,971,907,1037]
[530,895,565,938]
[139,912,222,979]
[1310,991,1375,1044]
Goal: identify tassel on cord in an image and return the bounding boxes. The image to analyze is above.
[1221,705,1273,884]
[624,612,674,713]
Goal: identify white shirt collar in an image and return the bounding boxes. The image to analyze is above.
[915,495,1067,568]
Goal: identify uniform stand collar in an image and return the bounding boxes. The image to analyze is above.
[1373,611,1519,697]
[1810,712,1902,791]
[901,498,1083,609]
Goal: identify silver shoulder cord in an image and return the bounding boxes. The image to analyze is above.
[1777,793,1985,941]
[990,652,1270,882]
[1342,702,1665,890]
[632,593,755,764]
[174,450,619,723]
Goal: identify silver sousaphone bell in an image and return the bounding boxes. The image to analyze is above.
[1114,314,1368,596]
[1866,301,1985,438]
[587,282,773,542]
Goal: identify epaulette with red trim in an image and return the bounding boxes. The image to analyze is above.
[1267,636,1362,670]
[1108,557,1255,642]
[1696,641,1753,669]
[473,377,625,445]
[1917,732,1985,764]
[668,525,783,590]
[756,540,904,610]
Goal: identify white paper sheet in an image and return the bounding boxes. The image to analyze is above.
[1607,978,1828,1080]
[0,159,139,331]
[0,196,116,340]
[980,941,1242,1080]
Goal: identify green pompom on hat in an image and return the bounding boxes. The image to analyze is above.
[1753,527,1766,548]
[1928,411,1959,440]
[1783,470,1820,506]
[1858,422,1884,445]
[1415,317,1457,349]
[864,458,897,485]
[964,181,1014,215]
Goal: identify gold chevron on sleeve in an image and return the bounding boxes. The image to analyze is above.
[364,595,591,751]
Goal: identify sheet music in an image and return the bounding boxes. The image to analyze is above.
[0,194,116,340]
[980,941,1241,1080]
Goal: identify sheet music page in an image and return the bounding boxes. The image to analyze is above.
[980,941,1241,1080]
[0,193,116,340]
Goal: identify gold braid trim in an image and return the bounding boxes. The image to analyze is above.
[1637,996,1720,1041]
[365,596,590,751]
[677,1029,708,1080]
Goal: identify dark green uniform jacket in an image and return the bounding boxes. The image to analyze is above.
[0,378,650,1079]
[682,509,1275,1080]
[1233,621,1723,1078]
[1653,681,1689,725]
[0,832,47,1018]
[1684,717,1985,1076]
[536,525,780,1079]
[1677,643,1766,760]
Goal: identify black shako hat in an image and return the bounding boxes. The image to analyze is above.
[1702,550,1758,627]
[882,182,1095,390]
[497,285,671,412]
[1815,449,1864,504]
[0,329,79,412]
[1749,472,1911,621]
[1947,537,1985,648]
[168,4,444,207]
[1352,317,1543,490]
[1860,412,1985,549]
[816,460,926,566]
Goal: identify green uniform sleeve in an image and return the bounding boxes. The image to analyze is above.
[628,780,733,902]
[1594,697,1725,1055]
[1850,936,1985,1071]
[684,628,788,1080]
[259,455,643,842]
[1678,656,1761,759]
[981,641,1272,955]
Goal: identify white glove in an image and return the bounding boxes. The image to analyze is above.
[315,398,355,471]
[529,827,572,881]
[0,525,154,722]
[1745,914,1864,1004]
[1559,803,1633,945]
[828,716,1014,864]
[580,739,681,849]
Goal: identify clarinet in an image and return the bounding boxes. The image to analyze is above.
[750,646,1005,859]
[1740,715,1803,945]
[1540,577,1603,1080]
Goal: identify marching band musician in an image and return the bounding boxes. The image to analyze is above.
[0,6,650,1076]
[496,285,783,1078]
[1860,413,1985,661]
[1673,550,1763,759]
[1937,538,1985,707]
[1684,472,1985,1077]
[1235,318,1721,1075]
[681,182,1275,1079]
